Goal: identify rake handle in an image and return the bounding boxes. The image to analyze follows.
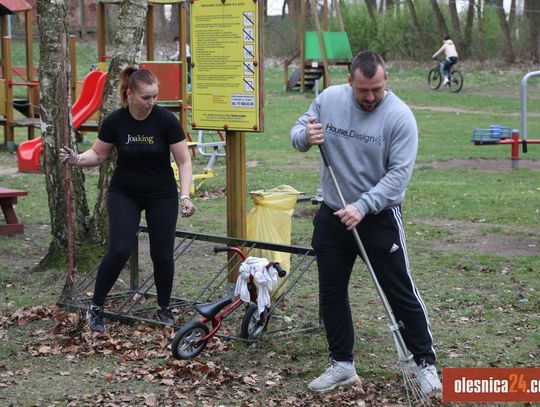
[318,144,410,357]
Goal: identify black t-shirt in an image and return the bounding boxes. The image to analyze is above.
[99,105,185,198]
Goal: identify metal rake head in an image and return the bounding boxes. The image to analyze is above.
[394,334,438,406]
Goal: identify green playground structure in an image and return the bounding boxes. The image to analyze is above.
[303,31,352,61]
[284,0,352,92]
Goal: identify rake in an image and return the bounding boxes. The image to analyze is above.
[318,144,434,406]
[58,34,84,319]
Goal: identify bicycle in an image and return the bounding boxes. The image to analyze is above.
[428,59,463,93]
[170,245,286,360]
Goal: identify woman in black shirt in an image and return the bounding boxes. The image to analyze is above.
[60,66,194,333]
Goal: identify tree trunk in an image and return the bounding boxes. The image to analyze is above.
[508,0,516,32]
[448,0,462,49]
[405,0,426,51]
[89,0,149,244]
[496,0,515,63]
[463,0,475,58]
[79,0,86,39]
[525,0,540,64]
[37,0,91,263]
[365,0,378,32]
[286,0,302,21]
[476,1,485,62]
[430,0,449,39]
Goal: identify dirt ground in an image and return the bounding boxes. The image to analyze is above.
[1,156,538,407]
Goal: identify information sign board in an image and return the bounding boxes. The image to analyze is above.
[190,0,264,132]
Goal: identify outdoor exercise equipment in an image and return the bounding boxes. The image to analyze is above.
[16,70,108,172]
[284,0,352,92]
[471,71,540,169]
[171,129,226,193]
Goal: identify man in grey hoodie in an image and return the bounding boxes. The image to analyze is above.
[290,51,442,395]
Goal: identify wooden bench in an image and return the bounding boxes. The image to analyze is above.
[0,188,28,236]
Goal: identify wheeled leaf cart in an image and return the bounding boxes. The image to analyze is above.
[170,245,286,359]
[167,232,318,360]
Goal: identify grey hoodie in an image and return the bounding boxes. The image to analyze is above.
[290,84,418,216]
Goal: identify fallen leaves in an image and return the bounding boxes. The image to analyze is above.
[0,305,448,406]
[4,305,52,327]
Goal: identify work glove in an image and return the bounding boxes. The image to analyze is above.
[180,196,195,217]
[59,146,80,166]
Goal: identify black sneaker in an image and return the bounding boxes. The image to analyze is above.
[86,304,105,333]
[156,307,175,324]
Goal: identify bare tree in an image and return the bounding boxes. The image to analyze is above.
[448,0,463,49]
[496,0,515,63]
[37,0,91,264]
[508,0,516,31]
[405,0,427,50]
[476,0,486,62]
[90,0,149,243]
[463,0,475,58]
[365,0,378,32]
[525,0,540,63]
[430,0,449,39]
[284,0,301,21]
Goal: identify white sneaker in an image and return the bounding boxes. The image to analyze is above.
[443,76,449,86]
[415,361,442,395]
[308,358,359,393]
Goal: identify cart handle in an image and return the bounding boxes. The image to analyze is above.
[213,245,247,261]
[213,246,286,277]
[271,262,287,278]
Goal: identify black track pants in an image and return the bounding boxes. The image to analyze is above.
[312,203,436,365]
[92,192,179,308]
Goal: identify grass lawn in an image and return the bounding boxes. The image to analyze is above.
[0,55,538,406]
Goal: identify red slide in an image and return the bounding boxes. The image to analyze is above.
[17,70,108,173]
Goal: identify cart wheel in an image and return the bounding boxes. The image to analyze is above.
[171,321,210,360]
[240,303,270,341]
[428,68,441,90]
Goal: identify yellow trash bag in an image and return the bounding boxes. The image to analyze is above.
[247,185,300,299]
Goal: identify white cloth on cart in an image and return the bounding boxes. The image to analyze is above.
[234,257,278,317]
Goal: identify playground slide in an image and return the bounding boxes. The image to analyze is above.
[72,71,107,129]
[17,70,108,172]
[72,69,103,116]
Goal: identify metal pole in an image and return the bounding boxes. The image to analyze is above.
[511,129,519,170]
[520,71,540,154]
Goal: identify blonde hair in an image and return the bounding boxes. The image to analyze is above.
[119,65,159,108]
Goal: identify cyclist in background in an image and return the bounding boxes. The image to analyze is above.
[432,36,458,86]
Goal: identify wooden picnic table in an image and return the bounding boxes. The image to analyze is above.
[0,187,28,236]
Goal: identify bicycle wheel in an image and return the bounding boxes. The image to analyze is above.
[428,68,442,90]
[448,70,463,93]
[171,321,209,360]
[240,303,270,341]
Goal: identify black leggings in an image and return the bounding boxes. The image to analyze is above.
[92,192,178,308]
